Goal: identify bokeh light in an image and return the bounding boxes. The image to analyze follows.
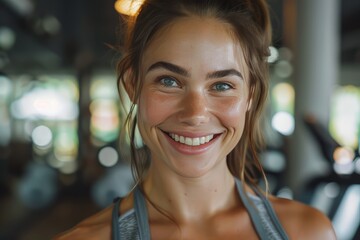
[0,75,12,99]
[35,15,61,35]
[274,60,293,79]
[0,74,12,146]
[323,182,340,198]
[90,75,120,145]
[333,147,355,164]
[271,111,295,136]
[272,82,295,113]
[355,157,360,174]
[278,47,293,61]
[0,27,16,50]
[11,86,78,121]
[276,187,293,199]
[268,46,279,63]
[329,85,360,149]
[53,125,78,163]
[31,125,53,148]
[261,151,286,173]
[98,146,119,167]
[59,160,78,174]
[90,99,120,144]
[332,185,360,240]
[333,162,355,175]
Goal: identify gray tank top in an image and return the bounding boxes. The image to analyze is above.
[111,179,289,240]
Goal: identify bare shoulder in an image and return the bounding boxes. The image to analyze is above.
[52,194,134,240]
[269,196,337,240]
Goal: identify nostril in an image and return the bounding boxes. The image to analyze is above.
[178,113,210,126]
[177,92,210,125]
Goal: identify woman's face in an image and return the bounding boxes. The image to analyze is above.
[136,16,250,178]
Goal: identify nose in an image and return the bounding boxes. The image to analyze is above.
[178,91,210,126]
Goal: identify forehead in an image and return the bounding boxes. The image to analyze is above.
[141,16,248,77]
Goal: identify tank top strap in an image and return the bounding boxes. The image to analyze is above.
[235,178,289,240]
[113,180,288,240]
[111,187,151,240]
[251,186,289,240]
[111,197,122,240]
[235,178,270,239]
[134,186,151,240]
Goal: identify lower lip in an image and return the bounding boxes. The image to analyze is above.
[162,132,220,155]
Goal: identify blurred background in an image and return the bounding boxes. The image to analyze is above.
[0,0,359,239]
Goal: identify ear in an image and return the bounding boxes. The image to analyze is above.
[122,69,136,103]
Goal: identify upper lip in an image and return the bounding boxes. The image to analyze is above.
[160,129,222,138]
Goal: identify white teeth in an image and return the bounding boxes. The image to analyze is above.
[169,133,214,146]
[192,138,200,146]
[185,137,192,145]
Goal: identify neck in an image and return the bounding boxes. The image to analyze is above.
[142,163,239,223]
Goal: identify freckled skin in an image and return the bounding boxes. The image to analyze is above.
[138,17,250,178]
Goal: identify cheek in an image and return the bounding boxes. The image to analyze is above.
[214,97,248,128]
[138,91,175,127]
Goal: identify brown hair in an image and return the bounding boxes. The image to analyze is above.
[117,0,272,187]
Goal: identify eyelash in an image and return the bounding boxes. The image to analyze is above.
[211,82,234,92]
[158,76,180,88]
[156,76,235,92]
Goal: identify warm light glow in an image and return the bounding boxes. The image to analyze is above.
[333,147,355,165]
[114,0,144,16]
[333,147,355,175]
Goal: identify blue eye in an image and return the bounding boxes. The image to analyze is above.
[160,76,179,87]
[213,82,232,91]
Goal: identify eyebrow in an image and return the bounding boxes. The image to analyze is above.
[147,61,243,80]
[206,69,243,79]
[147,61,190,77]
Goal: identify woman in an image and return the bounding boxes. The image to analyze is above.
[55,0,336,239]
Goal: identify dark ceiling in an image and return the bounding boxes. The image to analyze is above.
[341,0,360,63]
[0,0,359,72]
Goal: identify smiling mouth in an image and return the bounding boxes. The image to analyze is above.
[167,133,215,146]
